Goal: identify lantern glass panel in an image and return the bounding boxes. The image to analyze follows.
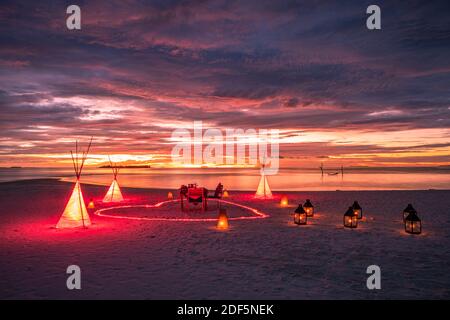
[404,209,421,235]
[414,221,422,234]
[354,208,362,219]
[304,200,314,217]
[344,215,358,228]
[405,221,411,232]
[352,201,362,219]
[405,220,421,234]
[294,213,307,225]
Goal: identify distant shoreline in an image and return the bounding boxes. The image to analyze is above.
[98,165,151,169]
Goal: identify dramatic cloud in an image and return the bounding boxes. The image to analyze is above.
[0,0,449,167]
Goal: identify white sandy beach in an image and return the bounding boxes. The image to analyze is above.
[0,179,449,299]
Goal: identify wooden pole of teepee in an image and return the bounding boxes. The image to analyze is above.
[77,172,85,228]
[108,155,116,200]
[70,151,77,179]
[75,141,79,179]
[82,137,92,227]
[261,156,267,199]
[78,137,92,175]
[72,140,85,228]
[114,166,119,199]
[74,137,93,228]
[69,148,84,226]
[263,166,266,198]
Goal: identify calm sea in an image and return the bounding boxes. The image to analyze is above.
[0,167,449,191]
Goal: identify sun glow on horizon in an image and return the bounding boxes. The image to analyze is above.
[0,126,449,168]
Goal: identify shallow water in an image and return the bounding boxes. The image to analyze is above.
[1,167,449,191]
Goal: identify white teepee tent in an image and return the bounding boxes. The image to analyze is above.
[103,156,124,203]
[56,139,92,228]
[254,163,273,199]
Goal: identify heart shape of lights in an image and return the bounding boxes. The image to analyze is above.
[94,199,269,222]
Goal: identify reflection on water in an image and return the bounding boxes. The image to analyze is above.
[1,167,449,191]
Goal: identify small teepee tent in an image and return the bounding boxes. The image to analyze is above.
[103,156,124,203]
[56,139,92,228]
[254,163,273,199]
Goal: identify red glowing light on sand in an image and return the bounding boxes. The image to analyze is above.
[94,199,269,222]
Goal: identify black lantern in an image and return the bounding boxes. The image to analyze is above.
[402,204,415,222]
[303,199,314,217]
[294,204,307,225]
[352,201,362,219]
[405,209,422,234]
[344,206,357,228]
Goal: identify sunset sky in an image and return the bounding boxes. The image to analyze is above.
[0,0,449,168]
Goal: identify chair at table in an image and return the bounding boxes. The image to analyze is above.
[207,183,223,209]
[180,184,208,211]
[187,187,206,212]
[208,183,224,199]
[180,185,188,211]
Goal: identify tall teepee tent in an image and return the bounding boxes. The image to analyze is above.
[56,138,93,228]
[103,156,124,203]
[254,162,273,199]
